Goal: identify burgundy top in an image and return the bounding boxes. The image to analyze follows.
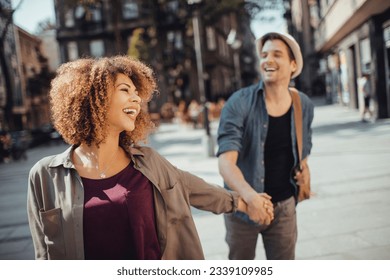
[81,162,161,260]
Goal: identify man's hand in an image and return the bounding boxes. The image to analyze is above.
[239,192,274,225]
[294,158,312,201]
[219,151,274,224]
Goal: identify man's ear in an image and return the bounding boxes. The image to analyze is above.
[291,60,298,76]
[291,60,297,73]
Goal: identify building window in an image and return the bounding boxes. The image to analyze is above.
[75,5,86,20]
[65,10,75,27]
[383,25,390,48]
[360,38,371,72]
[123,0,139,19]
[174,31,183,50]
[67,41,79,61]
[206,27,216,51]
[166,31,183,50]
[90,40,105,57]
[167,0,179,13]
[90,5,102,22]
[218,35,229,58]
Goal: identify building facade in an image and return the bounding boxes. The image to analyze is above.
[0,0,24,131]
[289,0,390,119]
[16,26,53,131]
[54,0,258,116]
[39,28,61,73]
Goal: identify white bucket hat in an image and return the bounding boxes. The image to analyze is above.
[256,32,303,79]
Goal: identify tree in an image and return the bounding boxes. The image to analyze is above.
[0,0,24,130]
[36,18,56,34]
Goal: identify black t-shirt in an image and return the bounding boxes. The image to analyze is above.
[264,106,295,203]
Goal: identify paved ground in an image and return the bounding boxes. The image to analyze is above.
[0,99,389,260]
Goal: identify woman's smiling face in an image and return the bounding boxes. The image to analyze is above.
[106,73,142,133]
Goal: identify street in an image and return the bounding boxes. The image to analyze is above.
[0,100,390,260]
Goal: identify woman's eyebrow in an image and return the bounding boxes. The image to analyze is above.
[116,82,132,88]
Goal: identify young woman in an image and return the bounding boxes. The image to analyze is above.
[27,56,273,260]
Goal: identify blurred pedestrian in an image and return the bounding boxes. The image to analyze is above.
[0,131,12,163]
[188,99,201,128]
[361,72,373,122]
[10,131,28,161]
[175,100,189,124]
[27,55,273,260]
[217,32,314,260]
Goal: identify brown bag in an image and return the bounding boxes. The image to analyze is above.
[290,88,311,202]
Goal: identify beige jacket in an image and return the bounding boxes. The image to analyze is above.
[27,145,238,260]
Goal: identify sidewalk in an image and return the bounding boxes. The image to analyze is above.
[151,101,390,260]
[0,101,389,260]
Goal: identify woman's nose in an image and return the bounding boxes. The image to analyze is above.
[131,93,141,103]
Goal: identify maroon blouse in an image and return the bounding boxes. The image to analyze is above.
[81,162,161,260]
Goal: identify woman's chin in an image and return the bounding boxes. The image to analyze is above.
[124,124,136,132]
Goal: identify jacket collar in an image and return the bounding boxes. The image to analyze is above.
[129,146,144,156]
[48,145,75,169]
[47,144,145,169]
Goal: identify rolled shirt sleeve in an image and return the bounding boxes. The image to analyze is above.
[216,93,245,157]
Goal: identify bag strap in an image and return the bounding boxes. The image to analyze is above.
[290,87,303,165]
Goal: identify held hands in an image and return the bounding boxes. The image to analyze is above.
[238,192,274,225]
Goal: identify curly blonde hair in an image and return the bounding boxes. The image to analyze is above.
[50,55,158,147]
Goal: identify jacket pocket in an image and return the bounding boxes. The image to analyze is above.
[160,182,191,224]
[39,208,66,258]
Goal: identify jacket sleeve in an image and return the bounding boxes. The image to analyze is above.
[141,147,239,215]
[27,164,48,260]
[179,169,239,214]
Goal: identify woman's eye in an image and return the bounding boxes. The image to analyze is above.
[120,88,129,93]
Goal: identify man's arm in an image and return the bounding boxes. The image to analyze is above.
[218,151,274,225]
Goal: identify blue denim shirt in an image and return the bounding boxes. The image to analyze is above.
[217,81,314,220]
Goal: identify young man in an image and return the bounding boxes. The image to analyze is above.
[217,32,314,260]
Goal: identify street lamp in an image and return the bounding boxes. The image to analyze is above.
[188,0,214,157]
